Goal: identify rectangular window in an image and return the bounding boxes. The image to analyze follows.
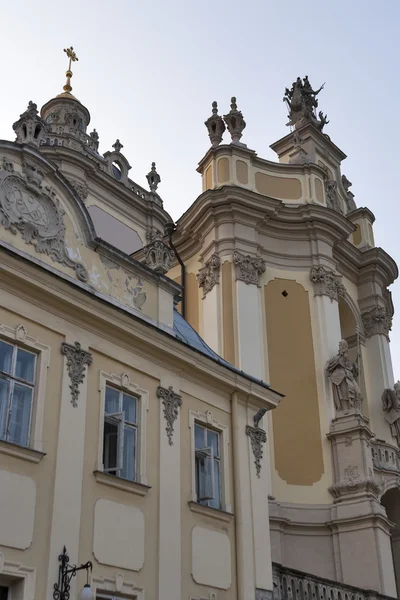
[103,385,138,481]
[0,339,36,447]
[195,423,221,509]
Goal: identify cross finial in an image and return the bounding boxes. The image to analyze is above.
[62,46,79,94]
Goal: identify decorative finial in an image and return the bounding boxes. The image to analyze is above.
[89,129,99,151]
[13,101,49,147]
[146,162,161,192]
[223,96,246,144]
[204,101,225,147]
[63,47,79,94]
[112,139,123,153]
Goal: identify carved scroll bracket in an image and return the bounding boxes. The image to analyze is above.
[197,253,221,297]
[233,250,266,285]
[246,424,267,478]
[156,385,182,445]
[61,341,93,407]
[361,306,392,340]
[310,266,346,302]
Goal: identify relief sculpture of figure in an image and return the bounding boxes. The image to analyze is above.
[326,339,363,412]
[382,382,400,447]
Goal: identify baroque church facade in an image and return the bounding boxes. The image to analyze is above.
[0,50,399,600]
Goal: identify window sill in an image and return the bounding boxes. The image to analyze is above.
[0,440,45,463]
[94,470,151,497]
[188,501,234,523]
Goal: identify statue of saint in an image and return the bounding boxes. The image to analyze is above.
[283,76,328,131]
[382,382,400,447]
[326,339,363,412]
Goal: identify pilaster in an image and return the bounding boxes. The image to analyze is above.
[46,336,92,600]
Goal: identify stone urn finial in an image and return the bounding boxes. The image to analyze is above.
[112,139,123,153]
[223,96,246,144]
[204,101,226,147]
[146,162,161,192]
[13,101,50,147]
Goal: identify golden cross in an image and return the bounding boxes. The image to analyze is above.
[62,46,79,94]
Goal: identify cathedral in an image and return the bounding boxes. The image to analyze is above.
[0,48,399,600]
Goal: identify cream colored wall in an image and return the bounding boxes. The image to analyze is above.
[261,269,333,504]
[0,303,64,600]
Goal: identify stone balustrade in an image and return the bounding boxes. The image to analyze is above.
[272,563,395,600]
[371,440,400,473]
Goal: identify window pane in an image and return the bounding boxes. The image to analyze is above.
[0,341,13,374]
[121,426,136,481]
[195,424,205,449]
[209,459,221,509]
[8,383,32,446]
[0,377,10,440]
[207,429,219,458]
[15,348,35,383]
[103,420,118,471]
[105,386,120,414]
[123,393,137,424]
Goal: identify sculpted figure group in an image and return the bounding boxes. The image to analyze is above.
[283,75,329,131]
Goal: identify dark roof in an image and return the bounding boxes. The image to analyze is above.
[173,309,271,390]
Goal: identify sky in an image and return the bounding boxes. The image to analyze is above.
[1,0,400,378]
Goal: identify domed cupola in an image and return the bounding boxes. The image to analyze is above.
[39,47,98,155]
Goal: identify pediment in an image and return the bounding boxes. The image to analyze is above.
[0,142,176,326]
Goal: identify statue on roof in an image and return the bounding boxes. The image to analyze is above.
[283,76,329,131]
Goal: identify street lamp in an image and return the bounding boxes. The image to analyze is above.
[53,546,94,600]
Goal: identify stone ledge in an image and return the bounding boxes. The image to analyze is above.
[0,439,45,463]
[94,470,151,497]
[188,501,234,523]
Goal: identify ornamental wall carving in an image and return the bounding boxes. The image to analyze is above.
[156,385,182,445]
[233,250,266,285]
[197,253,221,296]
[310,266,346,302]
[0,159,88,281]
[246,424,267,478]
[61,341,93,407]
[361,306,392,339]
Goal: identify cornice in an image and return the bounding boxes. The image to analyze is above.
[333,241,398,287]
[270,123,347,163]
[175,186,355,260]
[0,247,281,407]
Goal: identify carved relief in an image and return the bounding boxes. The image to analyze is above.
[233,250,266,285]
[0,169,88,282]
[310,266,346,301]
[191,593,217,600]
[67,177,89,201]
[197,254,221,296]
[382,383,400,448]
[246,424,267,478]
[61,341,93,407]
[143,233,175,274]
[156,385,182,445]
[362,306,392,339]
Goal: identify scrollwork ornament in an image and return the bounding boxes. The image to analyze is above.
[156,385,182,445]
[362,306,392,340]
[0,171,88,281]
[246,424,267,477]
[61,341,93,407]
[233,250,266,285]
[310,266,346,302]
[197,253,221,296]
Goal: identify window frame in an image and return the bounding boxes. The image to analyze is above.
[92,574,144,600]
[98,372,148,485]
[0,324,50,453]
[189,409,231,513]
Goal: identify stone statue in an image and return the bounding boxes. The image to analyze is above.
[382,382,400,447]
[283,76,328,131]
[326,340,362,412]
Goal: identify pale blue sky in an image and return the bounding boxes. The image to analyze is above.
[1,0,400,378]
